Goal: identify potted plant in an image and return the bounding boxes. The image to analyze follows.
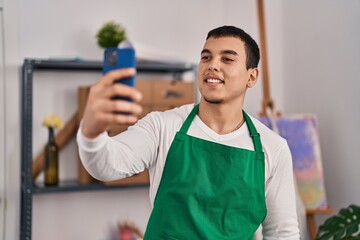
[316,204,360,240]
[96,21,127,49]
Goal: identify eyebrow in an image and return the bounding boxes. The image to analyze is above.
[201,49,211,54]
[201,48,239,56]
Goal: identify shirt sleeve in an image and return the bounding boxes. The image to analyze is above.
[76,113,161,182]
[262,142,300,240]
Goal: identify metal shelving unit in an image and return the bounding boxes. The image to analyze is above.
[20,58,196,240]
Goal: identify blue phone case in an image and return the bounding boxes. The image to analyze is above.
[103,48,136,101]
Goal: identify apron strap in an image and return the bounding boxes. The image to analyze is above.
[243,110,263,153]
[179,104,199,134]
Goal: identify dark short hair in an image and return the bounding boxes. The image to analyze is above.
[206,26,260,69]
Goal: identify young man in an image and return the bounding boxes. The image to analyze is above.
[77,26,300,239]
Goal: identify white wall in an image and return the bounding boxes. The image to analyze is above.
[0,5,6,239]
[2,0,20,239]
[3,0,359,239]
[281,0,360,224]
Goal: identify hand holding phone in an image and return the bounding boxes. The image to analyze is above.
[103,47,136,101]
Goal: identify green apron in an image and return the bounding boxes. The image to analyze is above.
[144,104,267,240]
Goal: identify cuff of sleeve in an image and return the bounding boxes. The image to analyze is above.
[76,122,109,152]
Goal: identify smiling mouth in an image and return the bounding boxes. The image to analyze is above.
[205,78,224,84]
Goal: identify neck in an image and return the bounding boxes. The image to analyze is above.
[48,127,55,143]
[198,100,244,135]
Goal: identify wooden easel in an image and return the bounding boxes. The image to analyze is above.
[306,207,333,239]
[256,1,333,239]
[257,0,276,117]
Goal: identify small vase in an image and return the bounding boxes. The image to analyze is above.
[44,127,59,186]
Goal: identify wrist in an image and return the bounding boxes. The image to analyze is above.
[81,122,103,139]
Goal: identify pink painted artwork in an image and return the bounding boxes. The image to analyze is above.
[259,114,328,209]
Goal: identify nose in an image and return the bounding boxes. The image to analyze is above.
[207,59,220,71]
[208,65,219,71]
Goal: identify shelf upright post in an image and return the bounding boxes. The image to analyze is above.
[20,59,34,240]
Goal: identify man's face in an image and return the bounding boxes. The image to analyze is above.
[198,36,257,105]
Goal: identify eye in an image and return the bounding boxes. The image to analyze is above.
[223,57,234,62]
[201,55,210,61]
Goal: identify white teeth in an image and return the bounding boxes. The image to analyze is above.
[206,78,222,83]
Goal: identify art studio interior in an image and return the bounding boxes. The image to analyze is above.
[0,1,359,240]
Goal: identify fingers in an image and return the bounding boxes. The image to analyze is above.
[93,68,142,102]
[101,68,137,86]
[82,100,142,139]
[103,99,143,116]
[109,84,143,103]
[81,68,145,139]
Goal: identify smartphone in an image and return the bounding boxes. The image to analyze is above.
[103,47,136,101]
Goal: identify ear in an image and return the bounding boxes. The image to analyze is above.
[247,68,259,88]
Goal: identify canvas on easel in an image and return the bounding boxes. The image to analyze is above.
[258,114,328,209]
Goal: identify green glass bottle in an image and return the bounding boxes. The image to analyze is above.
[44,127,59,186]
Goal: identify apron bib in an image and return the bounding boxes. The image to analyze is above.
[144,104,267,240]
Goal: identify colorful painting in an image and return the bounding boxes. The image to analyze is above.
[258,115,328,209]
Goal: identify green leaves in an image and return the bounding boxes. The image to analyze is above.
[316,205,360,240]
[96,21,127,49]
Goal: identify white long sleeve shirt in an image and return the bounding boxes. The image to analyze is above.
[77,104,300,239]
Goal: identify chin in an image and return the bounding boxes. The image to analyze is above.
[204,97,223,104]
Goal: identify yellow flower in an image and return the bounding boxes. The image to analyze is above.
[42,114,64,129]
